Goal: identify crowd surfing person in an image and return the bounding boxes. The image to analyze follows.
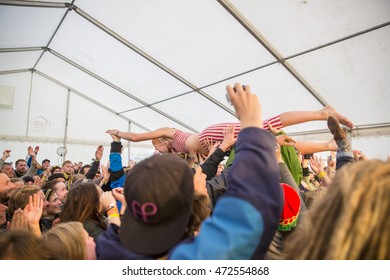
[96,83,284,259]
[107,103,353,159]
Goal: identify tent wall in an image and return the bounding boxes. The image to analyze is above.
[0,71,154,165]
[1,1,390,164]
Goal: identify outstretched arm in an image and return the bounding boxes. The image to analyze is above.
[106,127,174,142]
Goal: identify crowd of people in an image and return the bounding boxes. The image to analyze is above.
[0,83,389,260]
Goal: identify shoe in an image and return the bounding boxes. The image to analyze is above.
[327,116,346,141]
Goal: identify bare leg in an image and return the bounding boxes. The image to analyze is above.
[293,139,337,154]
[279,105,354,129]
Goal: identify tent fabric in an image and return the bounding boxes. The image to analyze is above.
[0,0,389,163]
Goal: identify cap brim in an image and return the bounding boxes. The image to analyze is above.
[119,206,191,256]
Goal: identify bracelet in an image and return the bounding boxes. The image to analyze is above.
[107,207,119,216]
[108,213,120,219]
[318,171,326,179]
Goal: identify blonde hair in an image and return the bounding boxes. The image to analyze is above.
[285,160,390,259]
[42,222,87,260]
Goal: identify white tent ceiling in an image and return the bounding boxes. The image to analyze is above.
[1,0,390,162]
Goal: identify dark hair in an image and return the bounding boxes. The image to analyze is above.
[41,180,61,191]
[15,159,26,166]
[50,166,61,175]
[187,193,211,236]
[79,165,91,175]
[60,182,106,230]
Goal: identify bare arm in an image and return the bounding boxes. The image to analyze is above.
[106,127,174,142]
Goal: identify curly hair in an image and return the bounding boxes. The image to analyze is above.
[187,192,211,237]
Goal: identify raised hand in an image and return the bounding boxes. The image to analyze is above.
[204,138,220,158]
[309,155,324,175]
[33,176,42,187]
[112,187,125,205]
[276,134,296,146]
[2,149,11,159]
[226,83,262,129]
[100,165,110,186]
[268,121,280,135]
[95,145,104,161]
[219,125,236,152]
[24,194,43,228]
[106,129,121,141]
[99,191,117,213]
[27,146,36,157]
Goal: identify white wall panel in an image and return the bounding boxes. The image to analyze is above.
[0,51,42,71]
[66,93,128,142]
[0,72,31,136]
[27,74,68,138]
[36,53,143,112]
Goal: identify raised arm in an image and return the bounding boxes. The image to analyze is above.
[170,83,283,260]
[106,127,174,142]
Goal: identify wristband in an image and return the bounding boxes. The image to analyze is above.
[107,207,119,216]
[318,171,326,179]
[108,213,120,219]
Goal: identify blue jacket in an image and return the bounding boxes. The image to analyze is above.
[96,127,283,259]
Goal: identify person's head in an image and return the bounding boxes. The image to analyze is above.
[22,176,34,185]
[42,159,50,170]
[1,162,15,178]
[0,230,51,260]
[79,165,91,175]
[285,160,390,260]
[47,172,66,183]
[0,173,16,200]
[51,166,62,174]
[43,188,63,218]
[8,185,49,217]
[72,174,87,184]
[42,180,68,204]
[62,160,74,175]
[43,222,96,260]
[188,192,211,236]
[152,138,173,153]
[60,182,105,229]
[10,177,24,190]
[15,159,27,174]
[119,153,194,257]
